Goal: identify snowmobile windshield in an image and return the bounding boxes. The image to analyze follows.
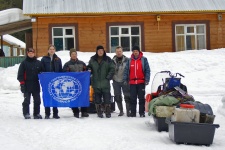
[151,71,171,95]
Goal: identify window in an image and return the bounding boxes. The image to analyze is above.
[13,48,17,56]
[175,24,206,51]
[109,26,141,53]
[52,27,75,51]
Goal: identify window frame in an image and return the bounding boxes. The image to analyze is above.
[49,23,79,51]
[172,21,210,52]
[106,22,144,53]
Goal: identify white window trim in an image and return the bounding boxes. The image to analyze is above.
[175,24,206,51]
[109,25,141,53]
[52,26,75,50]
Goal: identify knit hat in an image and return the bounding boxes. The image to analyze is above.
[96,45,104,51]
[132,45,140,52]
[70,48,77,56]
[27,48,35,53]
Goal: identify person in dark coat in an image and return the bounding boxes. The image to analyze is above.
[63,48,89,118]
[123,45,150,117]
[87,45,115,118]
[17,48,43,119]
[112,46,131,117]
[0,49,5,57]
[41,44,62,119]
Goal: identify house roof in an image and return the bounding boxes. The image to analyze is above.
[0,8,31,35]
[23,0,225,16]
[1,34,26,49]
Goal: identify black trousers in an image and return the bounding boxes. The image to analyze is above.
[22,91,41,116]
[45,107,58,116]
[72,107,88,114]
[130,83,146,115]
[94,92,111,104]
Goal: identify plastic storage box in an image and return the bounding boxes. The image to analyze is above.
[153,106,175,132]
[153,116,168,132]
[184,101,215,123]
[166,120,220,146]
[171,105,200,123]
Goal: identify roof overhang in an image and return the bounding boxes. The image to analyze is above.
[25,10,225,17]
[0,19,32,35]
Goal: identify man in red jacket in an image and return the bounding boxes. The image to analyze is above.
[123,45,150,117]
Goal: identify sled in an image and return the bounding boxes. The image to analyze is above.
[146,71,186,132]
[166,119,220,146]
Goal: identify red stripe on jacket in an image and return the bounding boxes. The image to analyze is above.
[20,72,27,85]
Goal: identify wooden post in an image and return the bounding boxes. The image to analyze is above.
[10,46,13,56]
[0,35,3,49]
[25,31,33,50]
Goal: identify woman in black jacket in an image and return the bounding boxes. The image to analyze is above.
[41,44,62,119]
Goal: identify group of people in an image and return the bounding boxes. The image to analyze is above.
[17,44,150,119]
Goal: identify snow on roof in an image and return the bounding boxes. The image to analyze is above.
[23,0,225,15]
[1,34,26,49]
[0,8,30,26]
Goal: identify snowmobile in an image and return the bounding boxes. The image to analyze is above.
[145,71,187,132]
[146,70,187,107]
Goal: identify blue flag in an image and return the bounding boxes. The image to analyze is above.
[38,72,90,107]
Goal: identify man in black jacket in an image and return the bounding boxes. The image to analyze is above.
[87,45,115,118]
[41,44,62,119]
[63,48,89,118]
[17,48,43,119]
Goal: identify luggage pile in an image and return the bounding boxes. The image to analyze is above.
[146,71,220,146]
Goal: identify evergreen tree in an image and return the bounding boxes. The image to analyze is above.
[0,0,23,10]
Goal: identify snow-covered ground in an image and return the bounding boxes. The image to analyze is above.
[0,49,225,150]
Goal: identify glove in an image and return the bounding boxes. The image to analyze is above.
[145,82,149,85]
[66,67,70,72]
[20,84,26,93]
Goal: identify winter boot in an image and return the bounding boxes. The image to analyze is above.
[74,113,79,118]
[95,104,103,118]
[24,113,31,119]
[45,115,50,119]
[81,112,89,117]
[126,103,131,117]
[140,113,145,118]
[130,113,136,117]
[105,104,111,118]
[53,114,60,119]
[117,102,124,116]
[33,114,42,119]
